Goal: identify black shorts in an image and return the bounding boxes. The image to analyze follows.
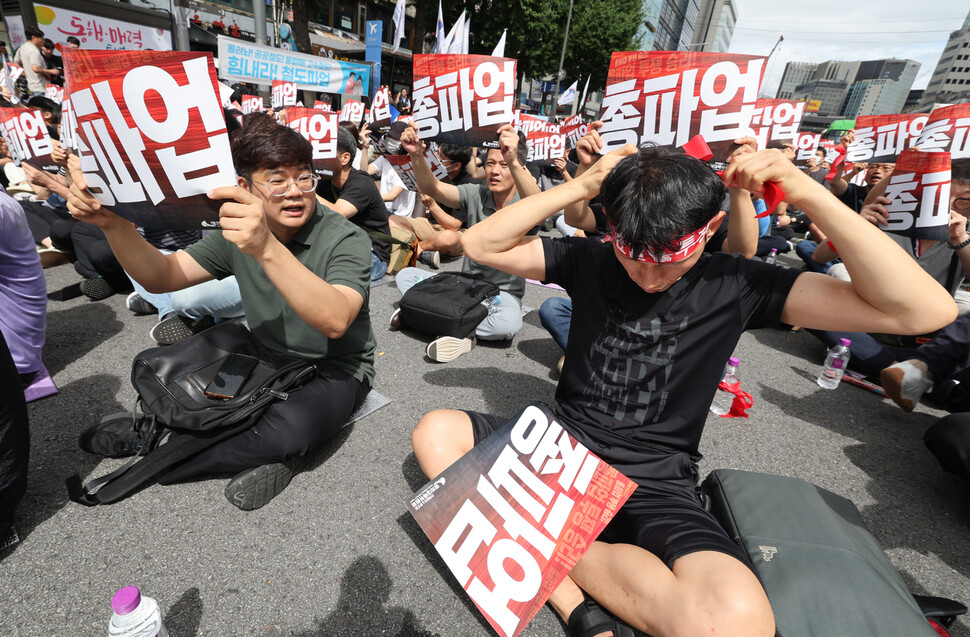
[464,410,752,570]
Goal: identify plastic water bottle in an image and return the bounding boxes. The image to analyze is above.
[484,294,502,311]
[765,248,778,265]
[108,586,168,637]
[817,338,852,389]
[710,357,740,415]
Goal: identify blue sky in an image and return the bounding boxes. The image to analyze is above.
[728,1,968,94]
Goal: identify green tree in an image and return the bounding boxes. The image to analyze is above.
[563,0,644,93]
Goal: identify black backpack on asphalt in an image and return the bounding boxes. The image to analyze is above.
[398,272,500,338]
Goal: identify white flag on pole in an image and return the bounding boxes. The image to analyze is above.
[391,0,406,53]
[491,28,506,57]
[579,75,590,109]
[557,80,578,106]
[433,0,446,54]
[445,10,465,54]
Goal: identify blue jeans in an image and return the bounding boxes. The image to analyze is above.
[127,271,244,321]
[795,240,839,274]
[539,297,572,352]
[395,267,522,340]
[370,252,388,281]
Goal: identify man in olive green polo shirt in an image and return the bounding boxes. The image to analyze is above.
[67,114,375,510]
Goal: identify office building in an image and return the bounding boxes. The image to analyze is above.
[690,0,737,53]
[918,10,970,109]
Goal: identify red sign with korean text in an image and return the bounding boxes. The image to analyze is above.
[285,107,339,178]
[369,87,394,130]
[271,80,297,109]
[339,99,365,127]
[63,49,236,230]
[750,98,805,150]
[846,113,929,163]
[0,107,57,172]
[45,83,65,104]
[385,149,450,191]
[241,95,264,115]
[793,131,822,168]
[407,403,637,637]
[884,149,951,242]
[599,51,766,170]
[914,103,970,159]
[412,54,518,148]
[61,97,78,152]
[313,100,332,112]
[517,114,566,162]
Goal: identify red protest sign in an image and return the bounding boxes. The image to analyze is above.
[846,113,929,163]
[285,107,339,178]
[369,87,393,130]
[60,97,79,152]
[0,107,57,172]
[63,48,236,230]
[561,114,584,147]
[45,83,64,104]
[517,114,566,162]
[313,100,332,112]
[750,98,805,150]
[793,131,822,168]
[241,94,264,114]
[408,403,636,637]
[271,80,297,109]
[600,51,766,169]
[412,54,517,147]
[914,103,970,159]
[884,149,951,242]
[385,149,450,191]
[339,99,365,127]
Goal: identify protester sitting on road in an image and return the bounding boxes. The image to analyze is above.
[67,114,376,511]
[390,122,541,362]
[410,135,956,637]
[368,121,416,219]
[317,126,391,281]
[807,158,970,378]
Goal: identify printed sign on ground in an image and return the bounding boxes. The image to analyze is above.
[884,149,951,242]
[63,49,236,230]
[286,107,339,178]
[412,54,517,147]
[407,402,637,637]
[599,51,766,170]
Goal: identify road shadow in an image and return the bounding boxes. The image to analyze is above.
[291,555,439,637]
[422,367,557,416]
[747,326,823,368]
[43,302,125,376]
[166,587,203,637]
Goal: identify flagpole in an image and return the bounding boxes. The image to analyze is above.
[549,0,575,122]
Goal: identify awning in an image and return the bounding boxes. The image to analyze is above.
[311,29,365,53]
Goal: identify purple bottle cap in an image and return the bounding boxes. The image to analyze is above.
[728,357,740,366]
[111,586,141,615]
[839,338,852,346]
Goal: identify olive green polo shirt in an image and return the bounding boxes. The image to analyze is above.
[457,182,528,299]
[185,203,375,385]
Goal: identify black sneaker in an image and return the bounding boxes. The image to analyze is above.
[80,277,115,301]
[418,250,441,269]
[150,314,215,345]
[0,524,20,552]
[224,463,293,511]
[78,412,160,458]
[126,292,157,316]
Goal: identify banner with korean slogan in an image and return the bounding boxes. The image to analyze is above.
[271,80,298,109]
[560,114,587,148]
[0,108,58,172]
[793,132,822,168]
[749,98,805,150]
[517,114,566,163]
[368,86,395,131]
[412,54,517,147]
[285,107,340,178]
[914,103,970,159]
[339,99,365,128]
[45,83,64,104]
[385,150,450,191]
[63,49,236,231]
[845,113,929,163]
[218,35,370,95]
[599,51,767,170]
[241,95,264,115]
[407,402,637,637]
[883,149,951,242]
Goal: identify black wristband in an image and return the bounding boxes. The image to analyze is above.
[946,235,970,250]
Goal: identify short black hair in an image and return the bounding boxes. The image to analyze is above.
[43,38,54,50]
[27,95,58,123]
[439,144,471,170]
[954,158,970,187]
[25,27,44,40]
[336,126,357,162]
[338,120,361,148]
[231,113,312,179]
[66,36,80,46]
[600,145,725,260]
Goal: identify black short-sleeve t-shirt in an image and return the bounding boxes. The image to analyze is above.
[837,183,868,213]
[318,168,391,263]
[541,236,801,484]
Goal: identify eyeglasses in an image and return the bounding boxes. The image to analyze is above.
[954,198,970,212]
[251,173,318,197]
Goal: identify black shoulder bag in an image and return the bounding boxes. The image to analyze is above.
[398,272,500,338]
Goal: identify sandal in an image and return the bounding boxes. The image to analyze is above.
[567,596,640,637]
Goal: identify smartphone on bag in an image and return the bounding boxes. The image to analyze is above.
[204,353,259,399]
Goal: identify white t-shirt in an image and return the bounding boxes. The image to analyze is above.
[14,42,44,94]
[371,155,415,218]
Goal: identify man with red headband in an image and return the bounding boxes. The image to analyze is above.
[409,125,957,636]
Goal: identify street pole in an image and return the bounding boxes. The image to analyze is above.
[549,0,574,122]
[254,0,267,46]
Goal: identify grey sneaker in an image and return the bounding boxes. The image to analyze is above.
[225,463,293,511]
[126,292,157,316]
[418,250,440,269]
[880,359,934,413]
[150,314,215,345]
[426,335,475,362]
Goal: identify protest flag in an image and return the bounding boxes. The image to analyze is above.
[462,14,471,54]
[578,75,590,112]
[433,0,447,54]
[445,10,465,55]
[557,80,577,107]
[391,0,406,53]
[492,29,507,58]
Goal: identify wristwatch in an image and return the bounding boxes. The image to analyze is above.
[946,235,970,250]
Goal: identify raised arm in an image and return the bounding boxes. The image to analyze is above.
[562,122,604,232]
[719,138,760,258]
[399,123,460,209]
[724,150,957,335]
[498,124,540,199]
